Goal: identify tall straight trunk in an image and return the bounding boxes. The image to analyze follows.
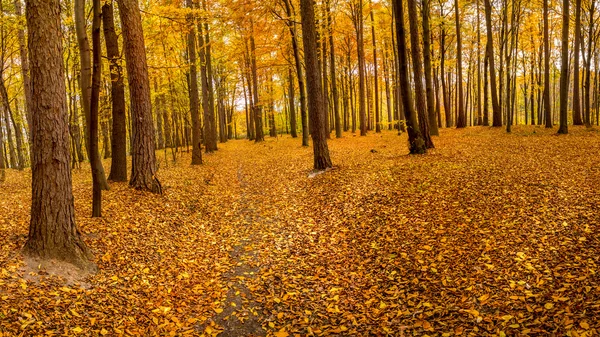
[407,0,434,147]
[454,0,466,128]
[89,0,102,217]
[186,0,202,164]
[355,0,367,136]
[0,76,17,168]
[198,15,214,148]
[369,3,381,133]
[584,0,595,128]
[483,50,489,126]
[440,14,451,127]
[422,0,438,135]
[288,67,298,137]
[117,0,162,193]
[200,2,218,151]
[75,0,109,190]
[393,0,426,154]
[558,0,569,133]
[300,0,333,170]
[282,0,309,145]
[10,100,25,170]
[573,0,584,125]
[250,27,264,142]
[103,2,127,181]
[24,0,93,269]
[476,0,482,126]
[383,40,393,130]
[328,1,342,138]
[484,0,501,126]
[13,0,32,133]
[543,0,553,128]
[321,15,330,137]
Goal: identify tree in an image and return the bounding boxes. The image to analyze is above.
[454,0,466,128]
[422,0,438,136]
[543,0,552,128]
[572,0,584,126]
[558,0,569,134]
[89,0,103,217]
[187,0,203,165]
[74,0,109,190]
[484,0,501,127]
[393,0,426,154]
[103,2,128,181]
[23,0,93,269]
[300,0,333,170]
[407,0,434,148]
[117,0,162,193]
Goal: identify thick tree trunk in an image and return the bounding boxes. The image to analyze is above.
[102,2,128,181]
[24,0,93,269]
[300,0,333,170]
[393,0,426,154]
[117,0,162,193]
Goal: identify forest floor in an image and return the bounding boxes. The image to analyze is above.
[1,126,599,336]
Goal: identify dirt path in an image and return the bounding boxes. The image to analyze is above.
[209,165,264,336]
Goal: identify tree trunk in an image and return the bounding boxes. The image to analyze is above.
[407,0,434,146]
[186,0,202,165]
[102,2,128,181]
[573,0,584,125]
[355,0,367,136]
[250,26,264,142]
[23,0,93,269]
[558,0,569,133]
[89,0,103,217]
[393,0,426,154]
[13,0,32,133]
[422,0,438,136]
[543,0,553,128]
[75,0,109,190]
[328,0,342,138]
[454,0,466,128]
[300,0,333,170]
[288,67,298,138]
[484,0,501,127]
[117,0,162,193]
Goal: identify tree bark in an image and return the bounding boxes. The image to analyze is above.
[422,0,438,135]
[484,0,501,127]
[573,0,584,125]
[454,0,466,128]
[543,0,553,128]
[300,0,333,170]
[24,0,93,269]
[117,0,162,193]
[102,2,128,181]
[393,0,426,154]
[186,0,202,165]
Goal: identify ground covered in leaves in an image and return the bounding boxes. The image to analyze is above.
[1,126,599,336]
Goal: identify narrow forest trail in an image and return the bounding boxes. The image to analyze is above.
[1,127,599,336]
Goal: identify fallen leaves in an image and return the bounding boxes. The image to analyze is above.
[0,127,599,335]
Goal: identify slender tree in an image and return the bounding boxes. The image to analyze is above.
[558,0,569,133]
[393,0,426,154]
[573,0,584,125]
[187,0,203,164]
[422,0,438,136]
[543,0,553,128]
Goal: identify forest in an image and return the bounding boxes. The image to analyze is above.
[0,0,599,335]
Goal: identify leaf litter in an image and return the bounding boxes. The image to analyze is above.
[0,126,599,336]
